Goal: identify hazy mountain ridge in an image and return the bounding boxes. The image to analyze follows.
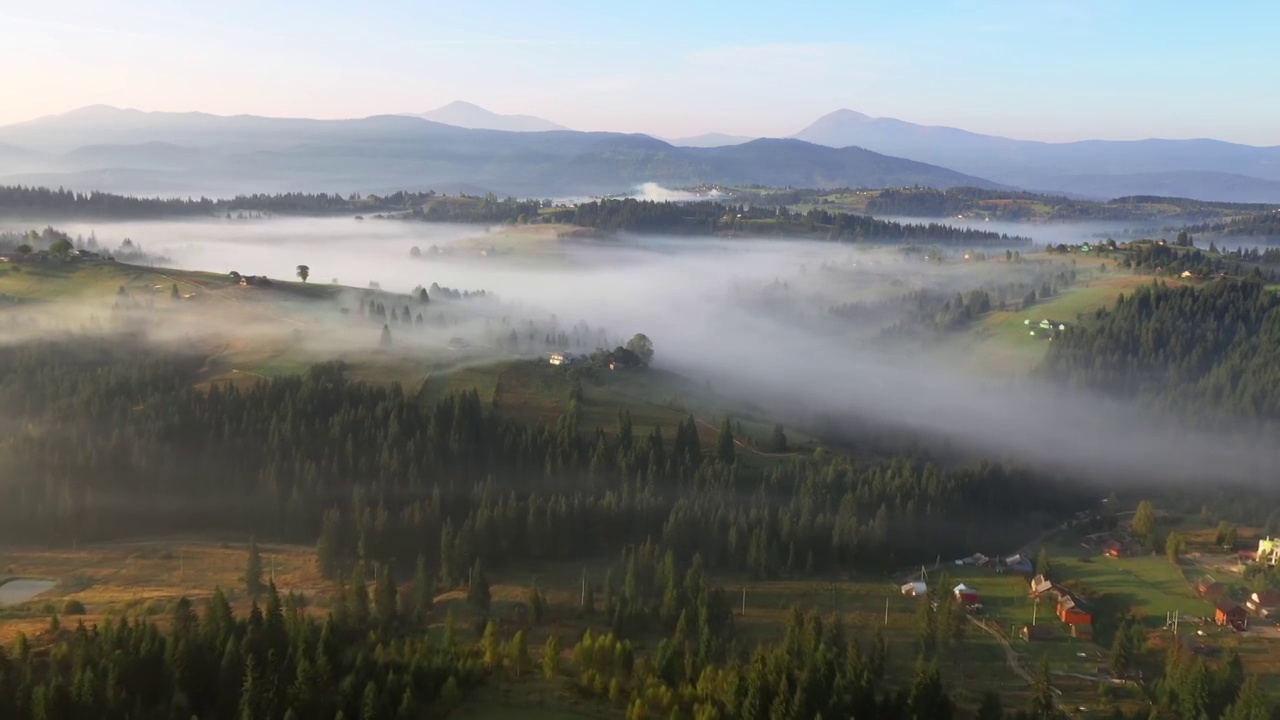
[0,106,997,197]
[792,109,1280,201]
[410,101,569,132]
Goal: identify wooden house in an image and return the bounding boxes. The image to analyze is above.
[1057,595,1092,626]
[1214,602,1247,631]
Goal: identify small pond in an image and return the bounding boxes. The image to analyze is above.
[0,579,55,606]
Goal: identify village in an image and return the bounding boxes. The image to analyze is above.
[888,503,1280,712]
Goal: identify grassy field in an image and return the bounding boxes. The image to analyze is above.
[956,272,1185,376]
[0,540,324,645]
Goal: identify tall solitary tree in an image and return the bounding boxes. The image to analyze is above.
[411,554,433,624]
[717,417,736,465]
[296,265,310,282]
[1133,500,1156,540]
[380,324,392,348]
[625,333,654,366]
[468,559,491,614]
[245,537,265,599]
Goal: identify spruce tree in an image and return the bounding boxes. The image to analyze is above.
[411,553,433,624]
[245,537,264,600]
[468,559,491,614]
[542,634,560,679]
[717,417,736,465]
[373,563,397,632]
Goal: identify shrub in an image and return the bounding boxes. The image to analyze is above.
[62,599,87,615]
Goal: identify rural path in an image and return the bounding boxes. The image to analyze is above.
[968,615,1065,709]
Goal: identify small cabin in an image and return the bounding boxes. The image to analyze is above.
[900,581,927,597]
[447,337,470,351]
[549,352,574,366]
[1215,603,1247,631]
[953,583,981,607]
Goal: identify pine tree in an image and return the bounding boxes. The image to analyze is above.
[245,537,264,599]
[468,559,491,614]
[509,629,530,677]
[1133,500,1156,540]
[373,563,397,632]
[717,417,736,464]
[1036,546,1052,578]
[481,621,501,670]
[976,691,1003,720]
[527,583,545,625]
[349,564,370,627]
[542,634,560,679]
[316,509,343,580]
[380,324,392,348]
[411,553,433,625]
[1029,659,1055,719]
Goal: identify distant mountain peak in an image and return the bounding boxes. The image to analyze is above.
[413,101,568,133]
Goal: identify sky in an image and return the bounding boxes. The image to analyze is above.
[2,0,1278,144]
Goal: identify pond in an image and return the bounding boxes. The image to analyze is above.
[0,579,55,606]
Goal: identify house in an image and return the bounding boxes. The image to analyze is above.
[239,275,272,287]
[1021,624,1052,641]
[1180,270,1195,279]
[1247,591,1280,616]
[1197,579,1226,599]
[953,583,981,607]
[1002,554,1034,575]
[1104,540,1124,558]
[549,351,575,366]
[1258,537,1280,565]
[900,581,927,597]
[1029,575,1055,598]
[1215,602,1247,631]
[1071,624,1094,640]
[1057,595,1092,626]
[447,337,470,352]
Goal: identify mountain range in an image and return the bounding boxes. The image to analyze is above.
[0,106,995,198]
[790,110,1280,203]
[1,103,1278,202]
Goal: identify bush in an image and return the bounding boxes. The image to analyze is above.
[62,599,87,616]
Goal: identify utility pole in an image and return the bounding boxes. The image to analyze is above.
[1032,597,1038,626]
[580,568,586,609]
[179,549,184,582]
[742,586,747,617]
[884,597,889,626]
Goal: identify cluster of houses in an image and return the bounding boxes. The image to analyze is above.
[0,248,103,264]
[547,348,643,371]
[898,580,984,611]
[1024,318,1067,339]
[1193,576,1251,632]
[1027,573,1094,640]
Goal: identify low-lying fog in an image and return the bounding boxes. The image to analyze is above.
[6,215,1275,488]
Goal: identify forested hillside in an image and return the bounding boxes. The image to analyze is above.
[0,341,1075,572]
[1042,279,1280,422]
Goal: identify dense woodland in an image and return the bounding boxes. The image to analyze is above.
[1182,210,1280,239]
[862,188,1273,222]
[558,199,1029,246]
[1042,278,1280,424]
[0,185,1027,246]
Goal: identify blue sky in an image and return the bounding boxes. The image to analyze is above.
[2,0,1277,144]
